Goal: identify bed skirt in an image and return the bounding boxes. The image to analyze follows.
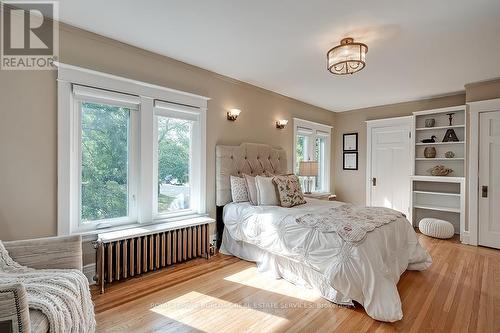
[220,227,354,307]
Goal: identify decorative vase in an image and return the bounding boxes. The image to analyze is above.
[445,151,455,158]
[424,147,437,158]
[425,118,436,127]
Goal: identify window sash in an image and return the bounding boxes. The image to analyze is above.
[152,104,203,220]
[73,99,139,233]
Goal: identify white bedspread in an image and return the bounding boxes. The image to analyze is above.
[221,199,432,322]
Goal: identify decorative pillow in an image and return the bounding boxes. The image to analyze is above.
[255,175,280,206]
[272,175,306,207]
[230,175,249,202]
[243,174,258,205]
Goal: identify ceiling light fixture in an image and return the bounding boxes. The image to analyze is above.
[327,37,368,75]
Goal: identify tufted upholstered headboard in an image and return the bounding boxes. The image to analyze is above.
[216,143,288,206]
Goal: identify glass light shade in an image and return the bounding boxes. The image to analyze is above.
[327,38,368,75]
[299,160,318,177]
[227,108,241,121]
[276,119,288,129]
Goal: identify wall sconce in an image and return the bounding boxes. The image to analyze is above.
[276,119,288,129]
[227,109,241,121]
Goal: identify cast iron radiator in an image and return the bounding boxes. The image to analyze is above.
[95,220,213,293]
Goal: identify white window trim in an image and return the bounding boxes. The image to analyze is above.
[57,62,209,236]
[293,118,332,193]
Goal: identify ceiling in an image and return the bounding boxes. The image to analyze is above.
[57,0,500,112]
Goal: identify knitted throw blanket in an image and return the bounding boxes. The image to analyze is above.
[296,204,404,243]
[0,241,96,333]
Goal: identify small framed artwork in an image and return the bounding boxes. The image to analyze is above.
[343,133,358,151]
[343,152,358,170]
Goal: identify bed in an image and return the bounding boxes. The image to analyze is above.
[216,143,432,322]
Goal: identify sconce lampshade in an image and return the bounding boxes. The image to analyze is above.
[299,161,318,177]
[327,37,368,75]
[227,108,241,121]
[276,119,288,129]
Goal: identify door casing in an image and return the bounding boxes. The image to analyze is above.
[468,98,500,246]
[478,110,500,248]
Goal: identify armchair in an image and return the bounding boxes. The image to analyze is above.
[0,235,83,333]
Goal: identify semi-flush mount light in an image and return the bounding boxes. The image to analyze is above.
[227,108,241,121]
[276,119,288,129]
[327,37,368,75]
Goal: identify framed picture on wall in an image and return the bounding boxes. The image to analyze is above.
[343,133,358,151]
[343,152,358,170]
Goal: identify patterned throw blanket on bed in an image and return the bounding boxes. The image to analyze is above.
[296,204,404,243]
[0,241,96,333]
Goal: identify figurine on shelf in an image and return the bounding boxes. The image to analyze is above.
[446,112,455,126]
[421,135,437,143]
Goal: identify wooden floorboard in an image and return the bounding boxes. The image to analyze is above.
[93,234,500,332]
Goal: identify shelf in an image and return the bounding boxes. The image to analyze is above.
[411,175,465,183]
[415,158,464,161]
[416,125,465,131]
[413,190,461,197]
[413,205,461,213]
[416,141,464,146]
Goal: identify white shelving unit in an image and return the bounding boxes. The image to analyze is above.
[410,106,467,241]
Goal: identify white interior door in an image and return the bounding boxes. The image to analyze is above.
[479,111,500,249]
[368,119,412,217]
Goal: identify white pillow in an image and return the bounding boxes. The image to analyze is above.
[230,175,249,202]
[255,175,279,206]
[243,174,258,205]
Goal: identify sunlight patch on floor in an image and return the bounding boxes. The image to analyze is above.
[223,267,322,302]
[149,291,288,331]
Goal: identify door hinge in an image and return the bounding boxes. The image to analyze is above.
[409,131,411,138]
[372,177,377,186]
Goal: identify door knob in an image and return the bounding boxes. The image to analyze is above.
[482,185,488,198]
[372,177,377,186]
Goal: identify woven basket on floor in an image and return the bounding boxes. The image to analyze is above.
[418,218,455,239]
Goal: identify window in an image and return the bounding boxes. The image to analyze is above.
[156,116,192,213]
[58,64,208,235]
[153,101,204,219]
[293,118,332,193]
[80,102,132,222]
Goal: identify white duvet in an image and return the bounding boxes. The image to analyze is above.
[221,199,432,322]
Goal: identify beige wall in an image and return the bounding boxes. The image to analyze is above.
[333,94,466,205]
[465,78,500,102]
[0,24,335,241]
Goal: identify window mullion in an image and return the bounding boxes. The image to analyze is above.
[138,97,155,223]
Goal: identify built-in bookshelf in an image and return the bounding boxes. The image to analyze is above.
[410,105,467,241]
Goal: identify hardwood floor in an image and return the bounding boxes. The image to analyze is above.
[92,234,500,332]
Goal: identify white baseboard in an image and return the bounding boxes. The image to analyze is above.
[460,231,470,245]
[83,263,96,285]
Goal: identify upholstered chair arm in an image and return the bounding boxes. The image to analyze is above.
[3,235,83,271]
[0,284,31,333]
